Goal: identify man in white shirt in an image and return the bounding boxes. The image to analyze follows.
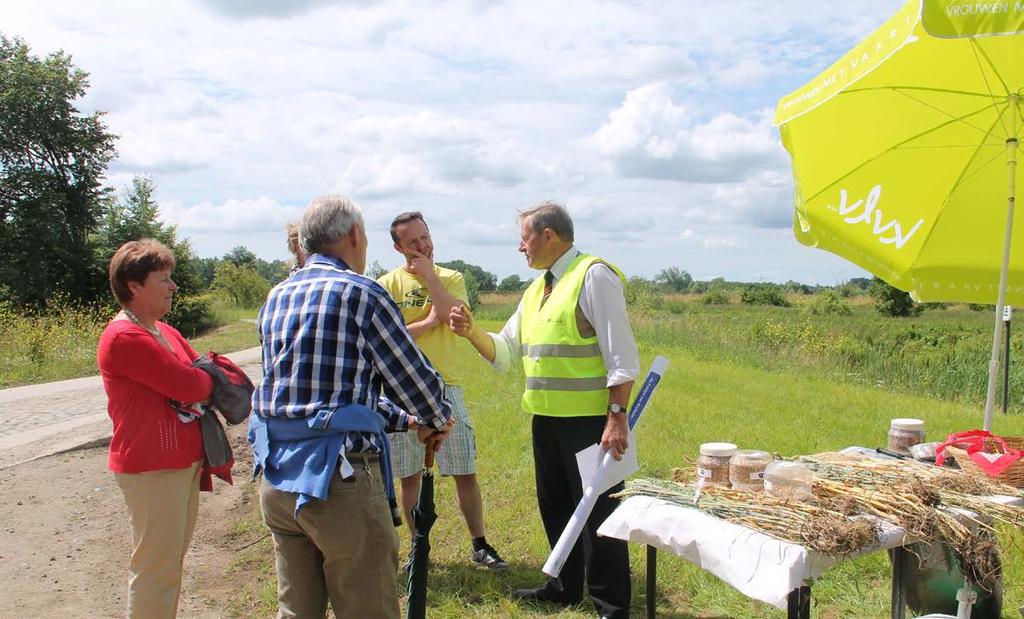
[451,201,638,619]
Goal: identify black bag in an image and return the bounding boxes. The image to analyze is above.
[199,407,233,468]
[192,352,255,425]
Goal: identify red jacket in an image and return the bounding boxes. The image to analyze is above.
[98,319,213,474]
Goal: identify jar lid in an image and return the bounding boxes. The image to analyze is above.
[890,418,924,431]
[733,449,772,462]
[765,460,813,480]
[700,442,737,457]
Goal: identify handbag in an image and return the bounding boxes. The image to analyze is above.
[192,352,255,425]
[198,403,234,468]
[935,429,1023,477]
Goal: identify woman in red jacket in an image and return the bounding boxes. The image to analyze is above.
[97,239,213,619]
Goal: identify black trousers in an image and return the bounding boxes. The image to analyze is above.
[532,414,631,619]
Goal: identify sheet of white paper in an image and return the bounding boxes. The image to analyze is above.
[575,431,639,495]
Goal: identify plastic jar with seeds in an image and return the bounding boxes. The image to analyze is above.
[729,449,773,491]
[887,418,925,456]
[696,442,737,488]
[764,460,813,501]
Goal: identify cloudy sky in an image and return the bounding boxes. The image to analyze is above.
[4,0,907,283]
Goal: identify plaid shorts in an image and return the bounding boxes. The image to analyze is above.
[389,385,476,479]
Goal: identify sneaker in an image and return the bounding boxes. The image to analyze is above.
[470,543,509,570]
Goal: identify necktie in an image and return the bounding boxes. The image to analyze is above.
[541,270,554,307]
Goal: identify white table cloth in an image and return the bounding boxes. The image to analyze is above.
[597,495,911,609]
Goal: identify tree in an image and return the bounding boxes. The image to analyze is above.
[655,267,692,293]
[498,274,524,292]
[211,262,271,307]
[869,277,922,317]
[223,246,258,269]
[436,260,496,292]
[0,35,117,307]
[194,257,219,289]
[365,260,386,280]
[92,176,203,297]
[462,270,481,310]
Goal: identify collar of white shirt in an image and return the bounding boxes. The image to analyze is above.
[546,246,580,283]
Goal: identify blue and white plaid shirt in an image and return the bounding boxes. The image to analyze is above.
[253,253,451,454]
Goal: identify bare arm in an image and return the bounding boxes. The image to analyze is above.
[601,381,635,460]
[408,251,459,321]
[406,307,440,340]
[450,304,497,362]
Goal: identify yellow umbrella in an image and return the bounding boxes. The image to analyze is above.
[774,0,1023,431]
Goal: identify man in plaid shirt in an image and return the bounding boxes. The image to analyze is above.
[251,195,452,619]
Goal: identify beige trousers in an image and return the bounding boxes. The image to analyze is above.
[259,454,400,619]
[115,460,201,619]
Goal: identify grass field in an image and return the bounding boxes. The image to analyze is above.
[227,295,1024,618]
[0,300,259,388]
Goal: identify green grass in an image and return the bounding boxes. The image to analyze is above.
[190,308,259,354]
[229,298,1024,618]
[0,300,258,388]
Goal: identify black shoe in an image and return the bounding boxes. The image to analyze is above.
[513,586,579,607]
[470,543,509,570]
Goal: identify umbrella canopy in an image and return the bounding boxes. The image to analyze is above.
[406,447,437,619]
[774,0,1023,430]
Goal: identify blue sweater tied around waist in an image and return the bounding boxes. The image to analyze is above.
[249,403,398,519]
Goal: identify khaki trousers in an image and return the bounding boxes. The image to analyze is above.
[115,460,201,619]
[260,454,400,619]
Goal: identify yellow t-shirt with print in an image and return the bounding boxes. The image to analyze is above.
[377,265,468,385]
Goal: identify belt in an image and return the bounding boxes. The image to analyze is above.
[344,452,380,467]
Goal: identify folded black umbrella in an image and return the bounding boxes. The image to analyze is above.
[406,446,437,619]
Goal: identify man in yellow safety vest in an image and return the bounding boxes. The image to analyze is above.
[451,200,639,619]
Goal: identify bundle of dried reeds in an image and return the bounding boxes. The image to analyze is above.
[798,454,1024,529]
[615,477,879,557]
[623,454,1022,589]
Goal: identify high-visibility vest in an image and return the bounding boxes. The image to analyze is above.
[519,253,626,416]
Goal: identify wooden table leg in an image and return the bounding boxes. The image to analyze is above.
[890,546,907,619]
[646,544,656,619]
[787,585,810,619]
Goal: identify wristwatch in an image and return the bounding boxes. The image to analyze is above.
[607,403,627,415]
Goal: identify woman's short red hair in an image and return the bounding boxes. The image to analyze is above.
[108,239,176,305]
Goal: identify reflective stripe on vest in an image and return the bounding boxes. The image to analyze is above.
[519,253,625,417]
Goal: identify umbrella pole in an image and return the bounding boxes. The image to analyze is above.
[983,94,1019,432]
[1004,311,1011,414]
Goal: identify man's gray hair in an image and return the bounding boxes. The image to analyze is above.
[299,195,365,255]
[519,200,574,242]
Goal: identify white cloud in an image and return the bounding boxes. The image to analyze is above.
[1,0,905,282]
[161,197,304,234]
[678,228,749,250]
[702,235,748,250]
[595,83,786,183]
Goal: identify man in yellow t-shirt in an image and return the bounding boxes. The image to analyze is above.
[377,211,507,571]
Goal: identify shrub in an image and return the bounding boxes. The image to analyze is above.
[166,293,217,337]
[804,290,853,316]
[0,298,107,386]
[740,283,791,307]
[624,277,663,314]
[869,277,922,317]
[702,286,730,305]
